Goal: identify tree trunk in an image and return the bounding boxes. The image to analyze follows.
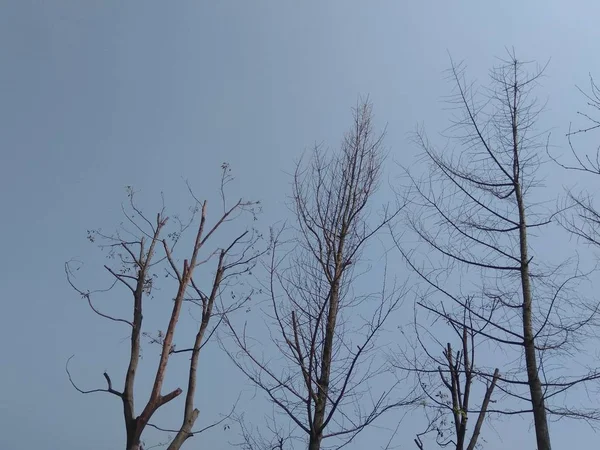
[310,280,341,450]
[521,233,551,449]
[166,411,198,450]
[513,82,552,449]
[125,419,141,450]
[516,180,551,450]
[127,441,141,450]
[308,433,323,450]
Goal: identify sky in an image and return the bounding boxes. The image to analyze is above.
[2,1,600,449]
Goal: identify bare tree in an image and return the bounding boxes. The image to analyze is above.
[395,297,499,450]
[66,165,264,450]
[225,99,414,450]
[231,412,292,450]
[391,52,600,450]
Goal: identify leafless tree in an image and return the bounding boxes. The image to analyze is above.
[66,165,264,450]
[231,412,293,450]
[225,99,415,450]
[395,297,499,450]
[391,52,600,450]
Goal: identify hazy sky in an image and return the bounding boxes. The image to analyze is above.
[2,1,600,449]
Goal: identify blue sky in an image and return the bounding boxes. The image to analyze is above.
[2,1,600,449]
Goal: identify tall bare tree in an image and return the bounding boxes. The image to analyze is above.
[226,99,413,450]
[392,52,600,450]
[66,165,263,450]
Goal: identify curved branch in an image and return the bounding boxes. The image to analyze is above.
[65,355,122,397]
